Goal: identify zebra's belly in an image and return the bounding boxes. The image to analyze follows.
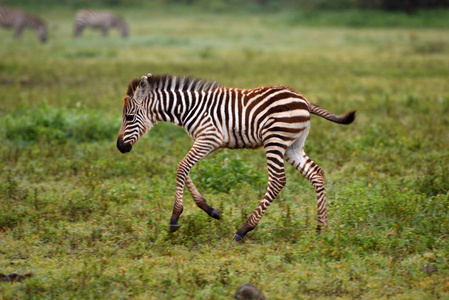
[1,23,13,28]
[223,142,263,150]
[221,129,263,149]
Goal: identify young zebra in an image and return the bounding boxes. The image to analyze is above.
[0,7,47,43]
[73,10,129,38]
[117,74,356,241]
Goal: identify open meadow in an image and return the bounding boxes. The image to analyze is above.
[1,4,449,299]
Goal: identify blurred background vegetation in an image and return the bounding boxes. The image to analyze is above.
[2,0,449,11]
[2,0,449,28]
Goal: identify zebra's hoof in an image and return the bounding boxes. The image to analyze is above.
[169,224,181,233]
[233,233,244,242]
[210,208,221,220]
[316,224,326,234]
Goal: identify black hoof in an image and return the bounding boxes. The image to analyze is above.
[169,224,181,233]
[209,208,221,220]
[316,224,324,233]
[233,233,244,242]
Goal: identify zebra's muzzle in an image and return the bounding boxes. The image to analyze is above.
[117,137,132,153]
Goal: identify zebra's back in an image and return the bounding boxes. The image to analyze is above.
[75,10,114,27]
[74,9,128,37]
[0,7,33,27]
[0,6,47,42]
[179,86,311,150]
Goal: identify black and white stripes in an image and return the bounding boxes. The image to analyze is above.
[0,6,47,43]
[117,74,356,241]
[74,9,128,38]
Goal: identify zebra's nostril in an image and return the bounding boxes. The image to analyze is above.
[117,138,132,153]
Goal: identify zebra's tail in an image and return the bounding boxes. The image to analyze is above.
[309,103,356,125]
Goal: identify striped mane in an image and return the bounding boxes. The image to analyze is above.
[126,74,221,97]
[149,74,221,92]
[126,78,140,97]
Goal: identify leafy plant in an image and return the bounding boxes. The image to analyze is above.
[193,152,265,193]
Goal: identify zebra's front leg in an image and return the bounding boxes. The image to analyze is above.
[73,25,84,37]
[101,26,109,37]
[13,25,25,40]
[186,175,221,220]
[234,145,287,241]
[169,139,217,233]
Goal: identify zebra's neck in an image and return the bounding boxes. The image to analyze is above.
[136,74,221,128]
[148,89,213,128]
[26,14,45,29]
[114,19,126,29]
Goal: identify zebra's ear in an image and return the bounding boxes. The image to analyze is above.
[139,76,148,89]
[135,76,149,104]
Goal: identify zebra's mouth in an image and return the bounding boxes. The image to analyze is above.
[117,138,132,153]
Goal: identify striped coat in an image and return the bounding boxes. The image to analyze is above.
[0,7,47,43]
[74,9,128,38]
[117,74,356,241]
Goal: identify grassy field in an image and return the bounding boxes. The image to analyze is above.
[1,6,449,299]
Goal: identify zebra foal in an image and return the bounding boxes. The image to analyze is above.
[0,7,47,43]
[117,74,356,241]
[74,10,128,38]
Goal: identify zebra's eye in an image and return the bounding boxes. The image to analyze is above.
[125,114,134,121]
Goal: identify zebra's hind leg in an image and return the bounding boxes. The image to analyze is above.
[234,142,287,241]
[186,175,221,220]
[285,141,328,231]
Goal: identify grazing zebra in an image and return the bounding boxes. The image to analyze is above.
[117,74,356,241]
[73,10,129,38]
[0,7,47,43]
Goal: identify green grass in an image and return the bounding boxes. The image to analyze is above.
[1,7,449,299]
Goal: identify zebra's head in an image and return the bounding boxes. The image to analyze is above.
[117,74,153,153]
[113,18,129,38]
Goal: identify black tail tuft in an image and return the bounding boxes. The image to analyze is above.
[309,103,357,125]
[341,110,357,125]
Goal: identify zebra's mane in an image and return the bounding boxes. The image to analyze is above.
[126,78,140,97]
[126,74,221,97]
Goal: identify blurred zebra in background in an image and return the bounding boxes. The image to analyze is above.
[74,10,129,38]
[0,7,47,43]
